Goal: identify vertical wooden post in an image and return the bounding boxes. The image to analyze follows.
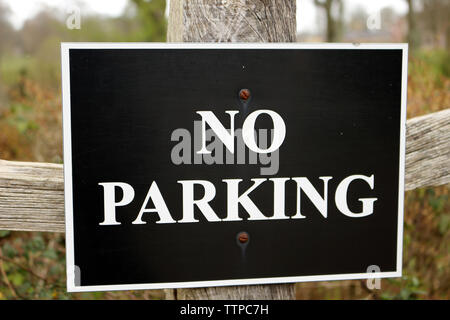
[168,0,296,42]
[165,0,297,300]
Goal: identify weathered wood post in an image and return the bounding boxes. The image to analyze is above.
[167,0,296,43]
[166,0,296,300]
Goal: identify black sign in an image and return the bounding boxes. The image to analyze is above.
[62,43,407,292]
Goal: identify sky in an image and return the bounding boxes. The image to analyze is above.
[3,0,409,33]
[298,0,408,33]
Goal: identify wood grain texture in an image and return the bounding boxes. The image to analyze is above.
[405,108,450,190]
[176,283,295,300]
[0,160,64,233]
[167,0,297,42]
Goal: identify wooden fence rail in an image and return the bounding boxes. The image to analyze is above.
[0,108,449,233]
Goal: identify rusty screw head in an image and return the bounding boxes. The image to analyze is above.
[239,89,251,101]
[238,232,249,244]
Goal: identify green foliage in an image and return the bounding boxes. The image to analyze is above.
[379,185,449,300]
[7,103,39,135]
[438,214,450,235]
[380,276,426,300]
[410,49,450,87]
[2,242,17,258]
[0,233,92,299]
[0,56,34,86]
[131,0,167,41]
[0,231,10,238]
[407,49,450,118]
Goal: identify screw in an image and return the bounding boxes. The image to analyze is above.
[239,89,251,101]
[238,232,249,244]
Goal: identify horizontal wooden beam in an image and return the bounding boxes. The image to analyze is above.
[0,108,449,233]
[404,108,450,190]
[0,161,64,232]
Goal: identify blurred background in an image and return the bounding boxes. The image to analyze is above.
[0,0,448,299]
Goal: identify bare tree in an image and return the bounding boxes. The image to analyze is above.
[405,0,421,50]
[419,0,450,48]
[314,0,344,42]
[0,1,15,57]
[0,1,15,109]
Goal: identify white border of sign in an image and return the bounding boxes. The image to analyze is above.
[61,43,408,292]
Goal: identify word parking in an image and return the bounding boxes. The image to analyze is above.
[99,110,376,225]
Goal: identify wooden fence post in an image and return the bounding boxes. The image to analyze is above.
[166,0,297,300]
[167,0,296,43]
